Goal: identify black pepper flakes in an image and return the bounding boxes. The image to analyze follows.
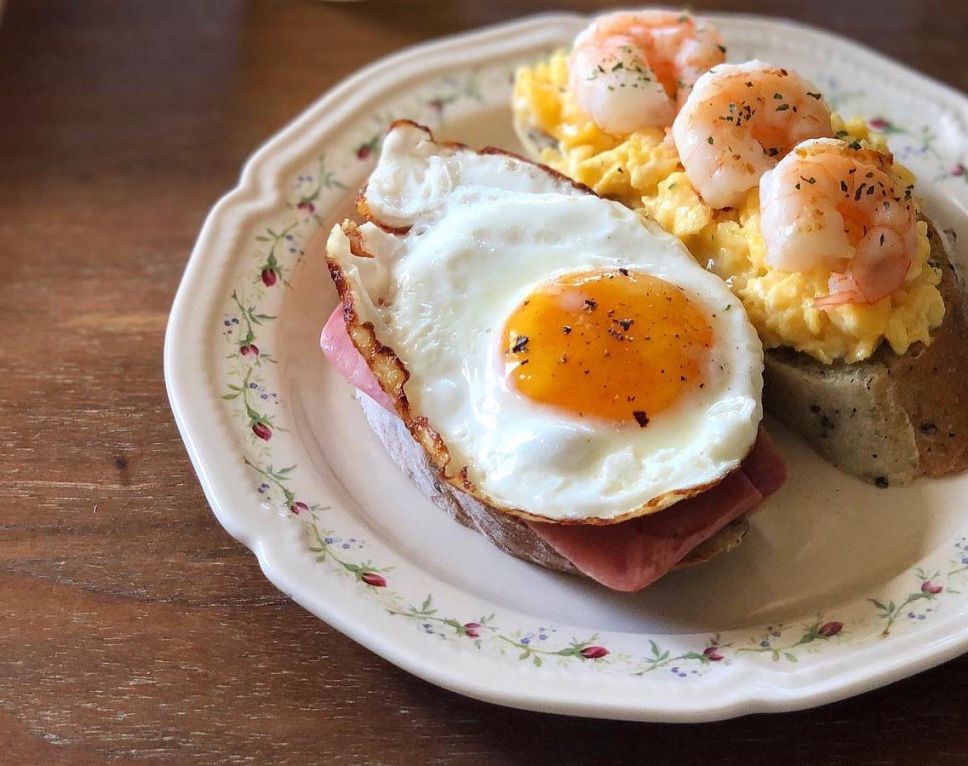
[562,325,572,335]
[632,410,650,428]
[874,476,889,489]
[511,335,529,353]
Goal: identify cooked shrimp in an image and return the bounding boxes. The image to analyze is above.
[759,138,917,307]
[672,61,833,209]
[569,11,725,136]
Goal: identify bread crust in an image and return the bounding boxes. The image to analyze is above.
[358,392,750,576]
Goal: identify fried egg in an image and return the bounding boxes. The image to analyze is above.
[326,121,763,523]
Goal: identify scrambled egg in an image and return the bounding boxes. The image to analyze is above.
[513,51,945,364]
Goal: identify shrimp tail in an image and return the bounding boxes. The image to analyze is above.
[813,251,912,309]
[813,273,862,309]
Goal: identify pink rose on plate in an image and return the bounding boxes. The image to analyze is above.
[463,622,481,638]
[261,267,278,287]
[580,645,609,660]
[921,581,943,595]
[361,572,387,588]
[818,621,844,638]
[703,646,724,662]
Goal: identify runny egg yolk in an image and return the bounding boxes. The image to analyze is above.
[503,270,713,424]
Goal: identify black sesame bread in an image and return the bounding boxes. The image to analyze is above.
[763,221,968,487]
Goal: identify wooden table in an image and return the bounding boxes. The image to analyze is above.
[2,0,966,762]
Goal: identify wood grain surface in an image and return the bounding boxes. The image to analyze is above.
[2,0,966,763]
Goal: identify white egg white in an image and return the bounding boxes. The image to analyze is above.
[327,122,764,523]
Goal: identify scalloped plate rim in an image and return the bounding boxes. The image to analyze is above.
[165,12,968,722]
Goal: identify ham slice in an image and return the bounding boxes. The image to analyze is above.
[321,309,395,411]
[738,428,787,498]
[321,306,786,591]
[528,432,784,591]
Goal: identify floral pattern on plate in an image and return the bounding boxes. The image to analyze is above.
[169,14,968,718]
[215,57,968,677]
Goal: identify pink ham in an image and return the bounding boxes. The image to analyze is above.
[528,431,785,591]
[320,306,786,591]
[321,308,395,411]
[738,428,787,499]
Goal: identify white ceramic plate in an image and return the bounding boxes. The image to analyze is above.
[166,13,968,721]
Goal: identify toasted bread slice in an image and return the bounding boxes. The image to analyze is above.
[358,391,750,576]
[763,221,968,486]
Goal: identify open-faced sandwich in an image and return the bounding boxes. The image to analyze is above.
[513,9,968,486]
[320,120,787,591]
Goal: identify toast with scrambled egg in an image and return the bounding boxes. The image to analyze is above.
[763,221,968,486]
